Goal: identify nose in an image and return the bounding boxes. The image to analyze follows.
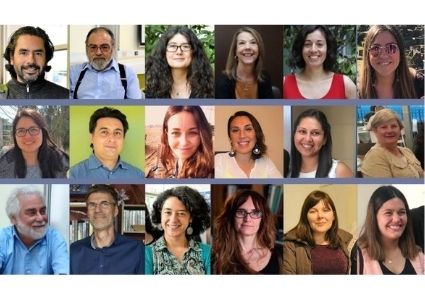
[179,133,189,145]
[26,52,35,63]
[35,211,45,222]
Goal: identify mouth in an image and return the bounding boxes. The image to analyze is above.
[237,140,251,146]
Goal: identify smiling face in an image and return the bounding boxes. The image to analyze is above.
[234,196,262,237]
[87,192,118,231]
[161,196,192,240]
[369,31,400,79]
[294,116,326,159]
[376,197,407,242]
[373,119,401,148]
[166,33,193,70]
[235,31,259,66]
[167,111,201,165]
[229,116,257,155]
[306,200,335,236]
[90,117,124,164]
[10,34,46,83]
[15,116,43,156]
[302,29,327,69]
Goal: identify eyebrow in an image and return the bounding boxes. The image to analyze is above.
[169,127,198,131]
[98,126,123,131]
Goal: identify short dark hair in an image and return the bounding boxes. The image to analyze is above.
[85,184,119,205]
[3,26,55,77]
[89,107,129,134]
[290,25,337,71]
[150,186,210,237]
[227,111,267,160]
[85,26,115,46]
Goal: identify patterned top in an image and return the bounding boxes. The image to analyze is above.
[150,236,207,275]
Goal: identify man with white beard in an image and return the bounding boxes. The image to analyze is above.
[70,27,142,99]
[0,186,69,274]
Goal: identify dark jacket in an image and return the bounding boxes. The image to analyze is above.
[5,77,69,99]
[215,71,274,99]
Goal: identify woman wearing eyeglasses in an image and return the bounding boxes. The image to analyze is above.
[359,25,424,99]
[283,190,354,274]
[145,25,214,99]
[213,189,283,274]
[283,25,357,99]
[145,186,211,275]
[215,27,274,99]
[0,108,69,178]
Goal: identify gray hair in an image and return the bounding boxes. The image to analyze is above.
[6,186,45,220]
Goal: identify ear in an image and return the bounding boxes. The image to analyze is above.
[10,215,17,225]
[114,206,119,218]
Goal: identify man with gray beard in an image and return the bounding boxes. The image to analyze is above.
[0,186,69,274]
[70,27,142,99]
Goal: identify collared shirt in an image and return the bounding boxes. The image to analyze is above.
[70,59,142,99]
[69,153,144,179]
[0,226,69,275]
[145,236,211,275]
[70,233,144,274]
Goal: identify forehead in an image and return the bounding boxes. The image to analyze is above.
[373,31,397,44]
[237,31,255,41]
[310,199,330,210]
[376,118,399,126]
[297,116,323,130]
[231,116,252,127]
[379,197,406,210]
[87,191,114,202]
[167,111,197,129]
[18,194,44,210]
[162,196,187,210]
[88,30,113,45]
[305,29,326,42]
[15,34,45,51]
[16,116,37,127]
[238,196,256,209]
[95,117,123,130]
[168,33,189,44]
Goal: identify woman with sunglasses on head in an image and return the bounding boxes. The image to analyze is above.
[213,189,283,274]
[359,25,424,99]
[145,25,214,99]
[283,190,354,274]
[0,108,69,178]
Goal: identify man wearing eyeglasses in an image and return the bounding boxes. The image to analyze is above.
[69,27,142,99]
[70,184,144,274]
[69,106,143,179]
[0,186,69,274]
[1,26,69,99]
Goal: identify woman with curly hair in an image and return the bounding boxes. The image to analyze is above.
[0,108,68,178]
[145,186,211,274]
[145,25,214,99]
[213,189,283,274]
[145,106,213,178]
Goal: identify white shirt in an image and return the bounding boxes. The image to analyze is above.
[298,159,338,178]
[214,152,282,178]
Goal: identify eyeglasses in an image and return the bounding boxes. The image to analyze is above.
[87,201,115,210]
[15,126,41,137]
[87,44,111,53]
[166,43,192,52]
[369,43,399,57]
[235,209,263,219]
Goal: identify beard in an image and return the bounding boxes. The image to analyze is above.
[90,57,112,71]
[15,63,44,83]
[15,219,47,241]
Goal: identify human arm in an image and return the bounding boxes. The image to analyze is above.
[215,74,235,99]
[259,72,274,99]
[49,228,69,275]
[360,148,393,177]
[335,161,354,178]
[343,75,358,99]
[145,245,153,274]
[214,153,225,178]
[201,243,212,275]
[125,65,142,99]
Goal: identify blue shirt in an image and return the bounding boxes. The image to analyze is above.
[69,153,144,179]
[70,233,144,274]
[0,226,69,275]
[70,59,142,99]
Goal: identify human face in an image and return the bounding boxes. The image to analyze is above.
[161,196,192,239]
[369,31,400,78]
[166,33,193,70]
[294,117,326,159]
[307,200,335,236]
[91,117,124,163]
[167,111,201,164]
[236,31,259,66]
[87,192,118,231]
[376,197,407,242]
[234,197,262,237]
[13,194,48,242]
[10,35,46,83]
[86,30,114,71]
[15,116,43,156]
[373,119,401,148]
[302,29,327,69]
[229,116,257,155]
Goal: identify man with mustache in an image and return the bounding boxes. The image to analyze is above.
[1,26,70,99]
[0,186,69,274]
[70,184,144,274]
[70,27,142,99]
[69,106,143,179]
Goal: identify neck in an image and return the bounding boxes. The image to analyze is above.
[93,226,115,248]
[301,67,328,80]
[238,235,258,252]
[380,236,400,250]
[171,68,188,83]
[374,74,395,98]
[17,232,38,248]
[300,155,319,172]
[236,64,255,81]
[235,152,253,163]
[22,152,39,166]
[313,232,329,245]
[96,154,118,170]
[379,142,399,154]
[164,234,188,248]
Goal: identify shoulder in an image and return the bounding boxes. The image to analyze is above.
[120,160,144,177]
[335,161,354,178]
[122,64,137,76]
[69,158,90,177]
[337,229,353,243]
[70,236,91,250]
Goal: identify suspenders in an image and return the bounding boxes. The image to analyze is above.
[73,63,128,99]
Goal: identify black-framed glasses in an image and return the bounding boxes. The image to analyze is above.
[166,43,192,52]
[87,201,115,210]
[369,43,399,57]
[15,126,41,137]
[235,209,263,219]
[87,44,111,53]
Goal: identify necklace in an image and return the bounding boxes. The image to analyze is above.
[172,83,190,98]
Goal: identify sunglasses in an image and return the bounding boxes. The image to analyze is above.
[369,43,399,57]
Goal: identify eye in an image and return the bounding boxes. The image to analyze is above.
[231,128,240,134]
[113,131,123,137]
[188,131,199,137]
[296,129,307,135]
[170,131,180,137]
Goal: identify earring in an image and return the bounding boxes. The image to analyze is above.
[186,223,193,235]
[229,145,235,157]
[252,145,261,155]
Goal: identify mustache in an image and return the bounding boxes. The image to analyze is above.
[22,63,41,71]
